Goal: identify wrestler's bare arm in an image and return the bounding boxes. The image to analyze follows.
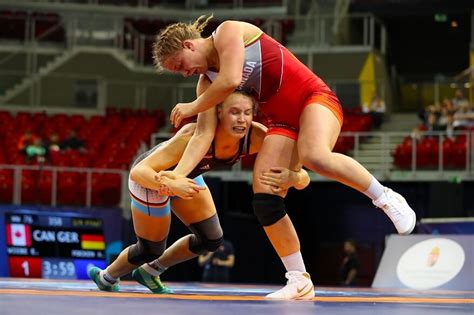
[130,124,196,190]
[172,75,216,177]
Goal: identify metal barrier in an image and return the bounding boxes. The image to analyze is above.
[0,164,129,209]
[151,130,474,181]
[0,10,386,108]
[0,11,385,68]
[338,130,473,181]
[120,13,386,66]
[1,129,472,210]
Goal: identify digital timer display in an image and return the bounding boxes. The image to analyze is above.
[4,211,107,279]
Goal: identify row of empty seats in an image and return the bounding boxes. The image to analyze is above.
[393,134,469,170]
[0,170,124,207]
[0,108,165,168]
[0,107,166,206]
[333,107,374,154]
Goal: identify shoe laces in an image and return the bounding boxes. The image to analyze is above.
[151,275,166,288]
[285,271,303,285]
[381,192,404,222]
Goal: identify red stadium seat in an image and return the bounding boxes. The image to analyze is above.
[0,108,160,206]
[452,140,467,169]
[393,142,412,169]
[21,177,36,204]
[442,138,455,168]
[0,169,13,203]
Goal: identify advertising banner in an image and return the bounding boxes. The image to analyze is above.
[372,234,474,290]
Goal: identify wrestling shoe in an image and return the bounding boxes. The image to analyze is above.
[132,267,173,294]
[373,188,417,235]
[266,271,314,300]
[88,266,120,292]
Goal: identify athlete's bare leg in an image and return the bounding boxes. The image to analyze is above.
[297,104,372,191]
[157,187,218,268]
[298,104,416,235]
[106,206,171,278]
[252,134,301,257]
[253,134,314,299]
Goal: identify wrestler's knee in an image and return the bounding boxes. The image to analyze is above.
[188,214,223,254]
[252,193,286,226]
[189,234,223,254]
[299,147,332,172]
[128,236,167,265]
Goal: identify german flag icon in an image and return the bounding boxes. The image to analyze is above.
[81,234,105,250]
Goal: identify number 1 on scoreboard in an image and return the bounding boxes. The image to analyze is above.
[21,260,29,276]
[8,257,42,278]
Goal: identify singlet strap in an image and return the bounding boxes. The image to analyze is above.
[244,32,263,46]
[213,28,262,47]
[242,124,253,155]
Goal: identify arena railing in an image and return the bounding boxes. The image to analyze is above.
[342,130,473,180]
[0,70,378,117]
[2,130,471,210]
[0,11,386,109]
[0,10,384,68]
[119,13,385,66]
[0,13,66,76]
[0,164,129,210]
[151,130,474,182]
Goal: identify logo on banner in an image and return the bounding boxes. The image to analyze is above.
[6,224,32,247]
[426,246,440,267]
[396,238,465,289]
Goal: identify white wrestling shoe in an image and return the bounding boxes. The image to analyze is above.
[266,271,314,300]
[373,188,417,235]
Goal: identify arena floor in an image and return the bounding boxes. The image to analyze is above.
[0,278,473,315]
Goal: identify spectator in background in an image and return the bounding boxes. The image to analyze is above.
[445,111,457,140]
[45,132,61,153]
[451,88,469,110]
[198,239,235,283]
[412,108,445,141]
[340,239,359,287]
[42,132,61,162]
[438,98,456,127]
[454,102,474,128]
[17,130,37,155]
[363,93,386,129]
[25,137,46,163]
[61,129,86,152]
[418,103,441,125]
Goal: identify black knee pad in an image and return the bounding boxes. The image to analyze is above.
[189,234,223,255]
[188,214,224,255]
[252,193,286,226]
[127,236,167,265]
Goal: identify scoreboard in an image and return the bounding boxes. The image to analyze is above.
[4,210,106,280]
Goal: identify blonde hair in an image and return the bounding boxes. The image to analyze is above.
[152,15,213,71]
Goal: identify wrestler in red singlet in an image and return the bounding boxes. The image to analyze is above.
[205,32,343,140]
